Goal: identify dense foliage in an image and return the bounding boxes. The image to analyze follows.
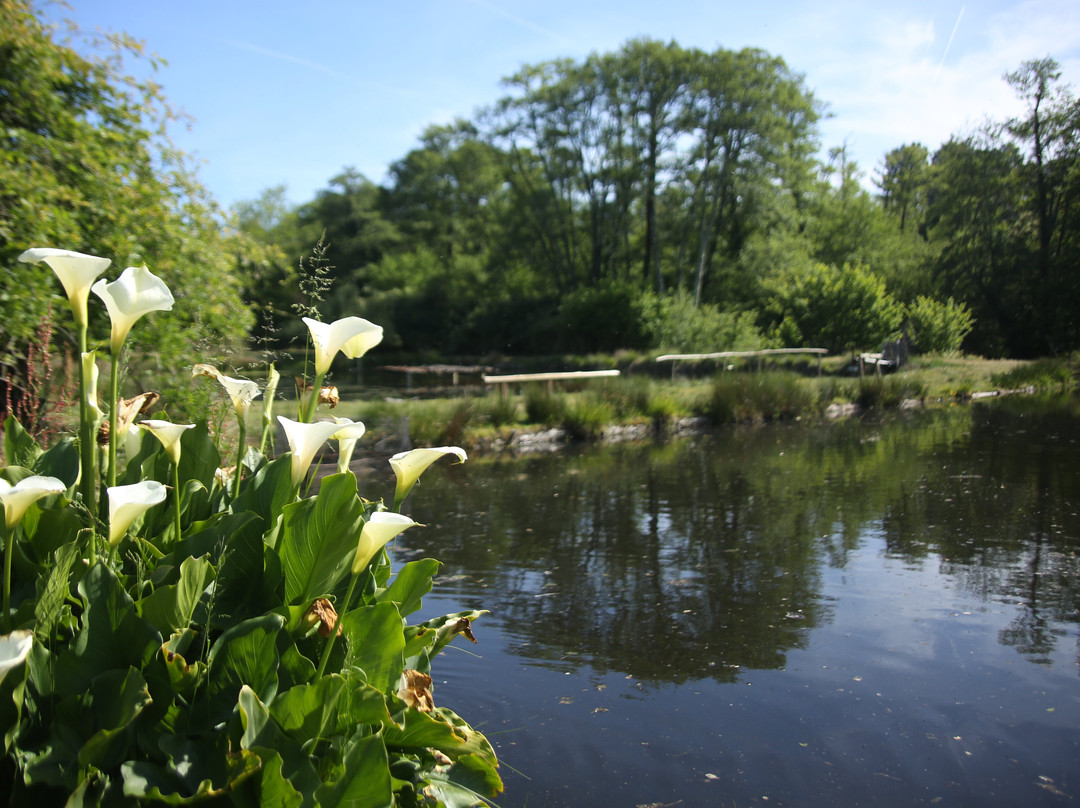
[1,0,251,425]
[238,47,1078,360]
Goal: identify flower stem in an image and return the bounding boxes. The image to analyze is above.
[315,571,358,679]
[107,351,121,489]
[76,325,97,518]
[1,523,13,634]
[172,462,183,542]
[233,416,247,499]
[298,372,324,423]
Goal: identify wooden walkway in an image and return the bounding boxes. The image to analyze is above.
[656,348,828,377]
[482,369,620,397]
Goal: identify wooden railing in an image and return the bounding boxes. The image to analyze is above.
[656,348,828,376]
[482,369,621,397]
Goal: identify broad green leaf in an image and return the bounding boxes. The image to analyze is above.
[313,731,392,808]
[77,666,151,769]
[55,564,161,692]
[238,685,321,807]
[376,558,440,617]
[121,750,262,804]
[250,749,304,808]
[279,473,365,606]
[382,707,497,766]
[32,436,79,489]
[342,602,405,692]
[177,421,220,491]
[232,454,294,529]
[20,501,81,564]
[139,555,215,636]
[3,414,40,467]
[34,540,81,639]
[269,675,392,745]
[205,614,284,721]
[160,641,205,698]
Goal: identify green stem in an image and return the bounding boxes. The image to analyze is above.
[172,461,183,542]
[233,416,247,499]
[315,572,359,679]
[77,325,97,518]
[298,372,324,423]
[1,522,12,634]
[107,351,121,489]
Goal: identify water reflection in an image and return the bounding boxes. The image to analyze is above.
[375,396,1080,806]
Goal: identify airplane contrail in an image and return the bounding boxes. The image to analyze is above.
[935,5,965,81]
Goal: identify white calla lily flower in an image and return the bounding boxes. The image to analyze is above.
[330,417,367,473]
[192,364,261,418]
[0,476,67,531]
[0,630,33,687]
[19,248,111,327]
[138,420,196,466]
[302,316,383,376]
[277,416,344,489]
[353,512,419,574]
[91,264,175,353]
[106,480,168,547]
[262,364,281,427]
[390,446,468,510]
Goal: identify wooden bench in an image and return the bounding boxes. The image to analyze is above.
[482,369,621,398]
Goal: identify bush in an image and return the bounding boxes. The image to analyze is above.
[906,296,974,355]
[856,375,928,408]
[640,291,766,353]
[562,394,615,440]
[524,386,567,425]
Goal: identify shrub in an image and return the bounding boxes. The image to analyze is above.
[906,296,974,356]
[640,291,765,353]
[524,385,567,425]
[562,394,615,440]
[705,371,817,424]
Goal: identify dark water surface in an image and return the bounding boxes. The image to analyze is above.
[387,397,1080,807]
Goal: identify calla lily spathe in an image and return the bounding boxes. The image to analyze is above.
[0,630,33,687]
[0,476,67,531]
[278,416,344,489]
[106,480,167,546]
[302,316,383,376]
[192,364,261,418]
[390,446,468,510]
[353,512,418,574]
[138,420,195,465]
[19,248,111,327]
[92,264,175,353]
[330,417,366,473]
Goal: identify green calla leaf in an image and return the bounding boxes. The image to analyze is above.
[121,748,262,804]
[342,602,406,692]
[32,436,79,489]
[313,731,392,808]
[4,414,40,468]
[205,614,284,722]
[279,473,365,606]
[77,666,151,770]
[383,707,497,767]
[376,558,440,617]
[138,554,215,636]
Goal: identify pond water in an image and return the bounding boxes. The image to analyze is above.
[381,396,1080,807]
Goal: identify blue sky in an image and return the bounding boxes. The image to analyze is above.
[45,0,1080,210]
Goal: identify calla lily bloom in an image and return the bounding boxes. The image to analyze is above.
[138,420,195,465]
[0,476,67,531]
[330,417,366,473]
[302,316,383,376]
[91,264,175,353]
[19,248,111,327]
[192,364,261,418]
[0,630,33,687]
[277,416,344,489]
[390,447,468,510]
[262,364,280,427]
[353,511,419,574]
[106,480,167,546]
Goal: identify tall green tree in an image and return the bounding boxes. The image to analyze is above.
[1,0,250,420]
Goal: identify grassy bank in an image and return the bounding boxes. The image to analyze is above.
[300,353,1079,455]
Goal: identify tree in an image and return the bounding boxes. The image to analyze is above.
[876,143,931,234]
[1,0,251,419]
